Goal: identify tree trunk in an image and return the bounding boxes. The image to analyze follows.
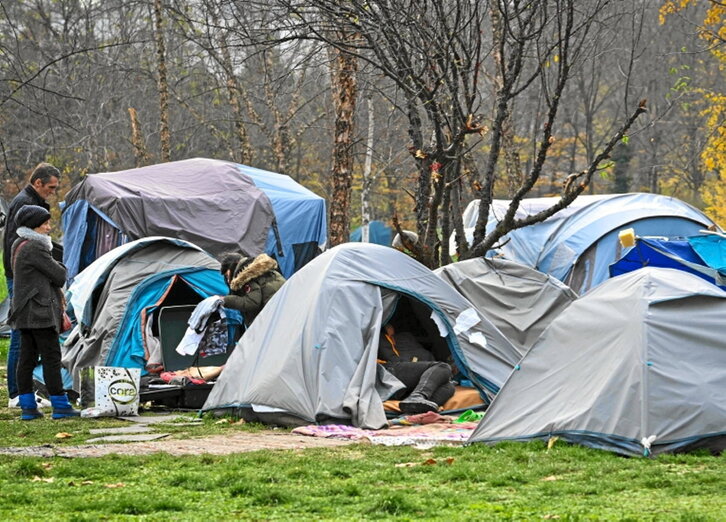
[128,107,149,167]
[328,38,358,247]
[360,95,375,242]
[152,0,171,162]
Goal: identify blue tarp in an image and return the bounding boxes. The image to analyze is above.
[350,220,393,246]
[609,234,726,290]
[234,163,327,278]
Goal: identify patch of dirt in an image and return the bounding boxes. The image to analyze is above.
[0,431,358,458]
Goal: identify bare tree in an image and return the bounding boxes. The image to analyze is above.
[327,34,359,246]
[153,0,172,162]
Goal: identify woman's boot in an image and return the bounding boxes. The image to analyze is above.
[50,394,80,419]
[18,393,44,421]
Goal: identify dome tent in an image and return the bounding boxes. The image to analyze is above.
[468,268,726,457]
[62,237,229,388]
[202,243,522,429]
[452,193,718,294]
[61,157,326,280]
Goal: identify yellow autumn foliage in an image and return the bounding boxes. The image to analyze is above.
[661,0,726,228]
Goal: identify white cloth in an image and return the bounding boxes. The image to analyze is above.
[175,296,224,356]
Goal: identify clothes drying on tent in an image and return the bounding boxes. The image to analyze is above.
[468,267,726,457]
[350,220,393,246]
[435,257,578,353]
[62,237,229,390]
[201,243,521,430]
[450,193,719,294]
[61,157,327,281]
[609,232,726,289]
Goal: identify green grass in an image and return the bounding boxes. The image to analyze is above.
[0,442,723,520]
[0,338,724,520]
[0,261,6,301]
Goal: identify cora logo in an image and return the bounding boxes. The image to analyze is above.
[108,379,138,405]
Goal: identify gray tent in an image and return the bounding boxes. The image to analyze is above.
[62,237,228,388]
[202,243,521,429]
[468,267,726,457]
[435,257,577,353]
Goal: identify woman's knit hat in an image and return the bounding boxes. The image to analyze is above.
[16,205,51,229]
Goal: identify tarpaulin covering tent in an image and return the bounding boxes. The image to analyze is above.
[61,157,327,280]
[435,257,577,353]
[350,220,393,246]
[451,193,718,294]
[62,237,229,388]
[468,268,726,457]
[202,243,521,429]
[610,233,726,289]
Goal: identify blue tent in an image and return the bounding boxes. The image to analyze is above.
[61,158,327,281]
[350,220,392,246]
[610,233,726,290]
[62,237,231,386]
[452,193,719,294]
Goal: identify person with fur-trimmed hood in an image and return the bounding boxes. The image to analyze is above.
[219,252,285,327]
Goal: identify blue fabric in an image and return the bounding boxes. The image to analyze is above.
[62,201,124,281]
[609,236,726,290]
[5,278,20,399]
[235,164,327,278]
[688,234,726,271]
[105,269,229,371]
[350,221,393,246]
[60,200,89,282]
[32,365,73,391]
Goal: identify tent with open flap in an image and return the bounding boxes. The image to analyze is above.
[62,237,229,388]
[202,243,522,429]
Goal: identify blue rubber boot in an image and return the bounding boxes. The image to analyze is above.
[19,393,44,421]
[50,395,80,419]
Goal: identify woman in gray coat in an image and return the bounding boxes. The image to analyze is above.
[9,205,79,420]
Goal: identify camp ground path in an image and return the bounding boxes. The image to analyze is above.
[0,430,355,458]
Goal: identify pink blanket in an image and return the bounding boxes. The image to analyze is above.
[291,419,479,447]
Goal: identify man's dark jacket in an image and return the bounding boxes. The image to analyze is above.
[2,185,49,279]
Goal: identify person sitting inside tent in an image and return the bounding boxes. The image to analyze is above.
[377,322,455,414]
[219,252,286,327]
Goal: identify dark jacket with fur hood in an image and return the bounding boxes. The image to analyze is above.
[9,227,67,332]
[223,253,285,326]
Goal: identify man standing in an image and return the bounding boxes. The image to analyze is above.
[3,162,60,408]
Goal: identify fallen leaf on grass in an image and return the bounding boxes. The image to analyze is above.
[543,515,560,519]
[31,476,55,483]
[547,436,559,449]
[233,419,246,425]
[67,480,95,487]
[214,419,231,425]
[55,432,73,439]
[41,462,53,470]
[104,483,126,488]
[542,475,560,482]
[396,457,456,468]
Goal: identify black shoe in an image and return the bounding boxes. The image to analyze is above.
[399,393,439,414]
